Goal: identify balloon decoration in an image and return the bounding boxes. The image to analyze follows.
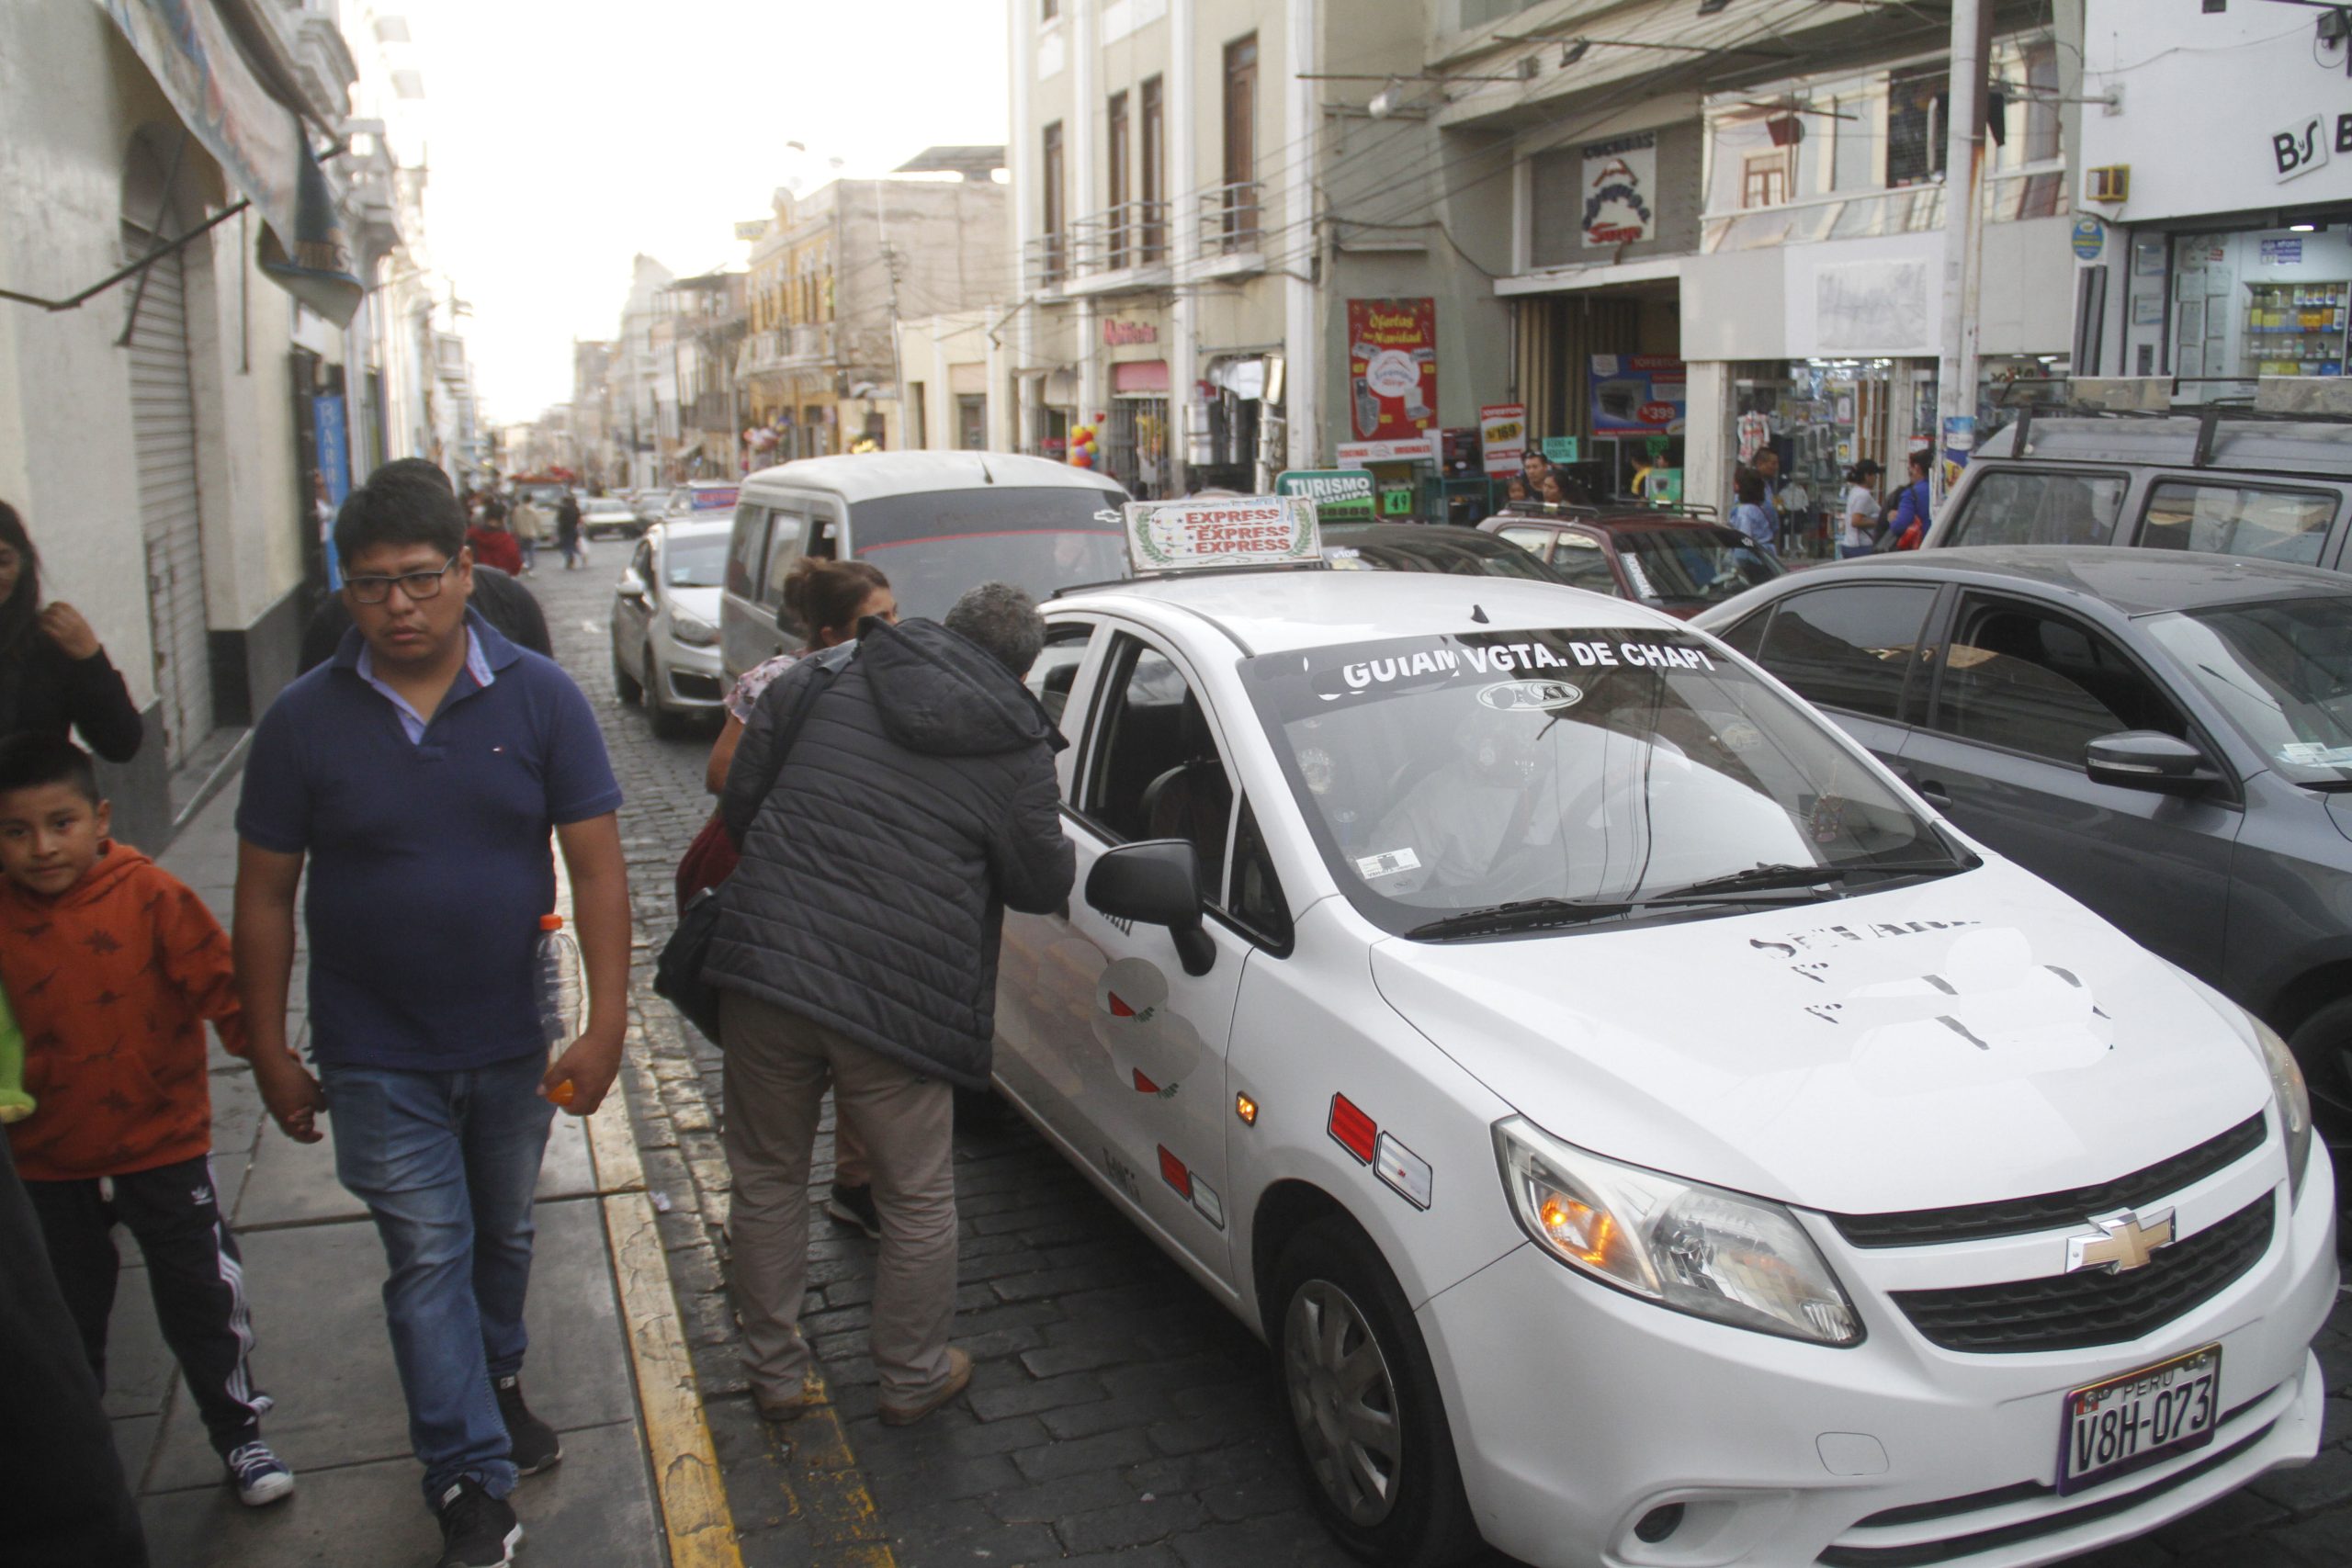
[1068,416,1099,469]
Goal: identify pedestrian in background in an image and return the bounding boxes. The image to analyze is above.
[1730,468,1778,555]
[554,491,584,571]
[466,498,524,577]
[0,502,142,764]
[0,736,295,1508]
[232,457,631,1568]
[509,492,547,576]
[1839,459,1885,559]
[710,582,1073,1428]
[1890,450,1933,551]
[679,559,896,1239]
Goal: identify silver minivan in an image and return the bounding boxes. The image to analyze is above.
[718,451,1129,682]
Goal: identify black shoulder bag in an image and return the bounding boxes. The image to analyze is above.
[653,656,841,1041]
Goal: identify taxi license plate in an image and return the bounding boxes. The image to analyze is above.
[2058,1345,2222,1495]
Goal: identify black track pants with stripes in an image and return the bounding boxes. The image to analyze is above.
[27,1154,269,1458]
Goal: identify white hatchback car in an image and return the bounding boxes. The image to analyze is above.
[610,518,731,736]
[991,565,2335,1568]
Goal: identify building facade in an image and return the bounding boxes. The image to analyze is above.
[2071,3,2352,399]
[739,152,1009,466]
[0,0,451,846]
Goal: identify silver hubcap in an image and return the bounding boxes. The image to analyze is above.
[1283,1279,1402,1527]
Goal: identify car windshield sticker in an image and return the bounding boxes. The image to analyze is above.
[1316,632,1716,701]
[1476,679,1582,714]
[2278,741,2352,768]
[1357,847,1421,881]
[1621,552,1656,599]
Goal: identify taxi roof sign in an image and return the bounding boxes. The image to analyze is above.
[1125,495,1323,573]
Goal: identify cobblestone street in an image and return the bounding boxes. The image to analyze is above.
[531,556,2352,1568]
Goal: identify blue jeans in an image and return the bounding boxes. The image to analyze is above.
[323,1053,553,1503]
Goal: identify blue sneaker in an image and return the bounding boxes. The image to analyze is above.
[227,1439,296,1506]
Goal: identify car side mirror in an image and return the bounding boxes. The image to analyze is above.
[1086,840,1215,976]
[2085,730,2220,794]
[617,569,647,600]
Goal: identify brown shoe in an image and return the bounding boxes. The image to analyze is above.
[753,1371,824,1422]
[877,1348,972,1427]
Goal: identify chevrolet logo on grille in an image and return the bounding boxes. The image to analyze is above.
[2064,1207,2177,1275]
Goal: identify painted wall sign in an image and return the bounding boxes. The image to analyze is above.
[1102,318,1159,345]
[1336,436,1438,465]
[1582,133,1657,248]
[2271,112,2337,183]
[1478,403,1527,476]
[1347,298,1438,441]
[1589,355,1687,434]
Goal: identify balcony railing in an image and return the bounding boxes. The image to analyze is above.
[1201,181,1261,256]
[739,321,838,374]
[1698,162,2068,254]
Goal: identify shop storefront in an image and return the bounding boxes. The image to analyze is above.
[2076,8,2352,396]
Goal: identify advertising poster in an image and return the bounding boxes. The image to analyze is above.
[1582,134,1657,248]
[1478,403,1527,476]
[1348,298,1438,442]
[1589,355,1686,434]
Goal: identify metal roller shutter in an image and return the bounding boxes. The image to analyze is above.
[121,223,211,765]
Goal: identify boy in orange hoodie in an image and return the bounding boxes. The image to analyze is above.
[0,736,295,1507]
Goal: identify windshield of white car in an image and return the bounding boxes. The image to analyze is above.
[850,487,1128,621]
[2143,594,2352,786]
[1613,528,1781,606]
[583,499,630,514]
[664,536,729,588]
[1242,626,1964,937]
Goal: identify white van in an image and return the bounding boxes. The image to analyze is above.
[718,452,1128,682]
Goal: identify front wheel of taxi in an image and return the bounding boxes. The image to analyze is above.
[1274,1220,1479,1568]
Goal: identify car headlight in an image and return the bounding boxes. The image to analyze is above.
[2252,1016,2314,1201]
[1494,1117,1861,1347]
[671,612,719,648]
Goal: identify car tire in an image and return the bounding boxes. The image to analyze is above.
[1273,1218,1480,1568]
[612,648,642,703]
[644,645,690,739]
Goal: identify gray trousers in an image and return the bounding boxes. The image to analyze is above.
[718,990,957,1404]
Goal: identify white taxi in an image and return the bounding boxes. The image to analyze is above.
[988,499,2337,1568]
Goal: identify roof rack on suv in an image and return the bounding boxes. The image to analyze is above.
[1999,376,2352,469]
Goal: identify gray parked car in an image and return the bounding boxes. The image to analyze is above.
[1696,547,2352,1159]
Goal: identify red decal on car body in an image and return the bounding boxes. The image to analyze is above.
[1329,1095,1377,1164]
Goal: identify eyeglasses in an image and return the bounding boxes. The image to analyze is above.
[346,556,457,605]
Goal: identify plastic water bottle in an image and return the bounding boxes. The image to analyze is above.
[537,914,584,1104]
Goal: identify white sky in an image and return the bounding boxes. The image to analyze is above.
[384,1,1011,421]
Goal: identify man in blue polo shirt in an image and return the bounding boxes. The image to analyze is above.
[232,460,629,1568]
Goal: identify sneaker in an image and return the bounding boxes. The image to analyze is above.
[225,1440,295,1506]
[493,1374,563,1475]
[878,1347,972,1427]
[826,1181,883,1241]
[434,1478,523,1568]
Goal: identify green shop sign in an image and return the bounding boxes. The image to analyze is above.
[1274,468,1376,519]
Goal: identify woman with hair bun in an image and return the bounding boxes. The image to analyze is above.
[0,502,142,761]
[677,556,896,1240]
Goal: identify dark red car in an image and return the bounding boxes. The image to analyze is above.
[1477,503,1786,619]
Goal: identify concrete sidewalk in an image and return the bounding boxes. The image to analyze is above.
[105,785,673,1566]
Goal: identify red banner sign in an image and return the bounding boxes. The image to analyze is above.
[1348,299,1437,442]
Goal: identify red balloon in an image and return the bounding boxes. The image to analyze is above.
[1070,451,1094,468]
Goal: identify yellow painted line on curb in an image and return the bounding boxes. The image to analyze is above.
[585,1078,747,1568]
[771,1371,899,1566]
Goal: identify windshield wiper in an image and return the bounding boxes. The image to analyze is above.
[1405,898,1636,941]
[1648,863,1855,898]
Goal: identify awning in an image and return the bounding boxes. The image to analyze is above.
[101,0,363,325]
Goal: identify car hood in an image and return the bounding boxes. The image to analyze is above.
[1368,861,2269,1216]
[667,586,723,625]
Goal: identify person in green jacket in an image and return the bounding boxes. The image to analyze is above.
[0,981,30,1123]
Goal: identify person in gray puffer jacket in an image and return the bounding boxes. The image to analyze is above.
[707,581,1073,1429]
